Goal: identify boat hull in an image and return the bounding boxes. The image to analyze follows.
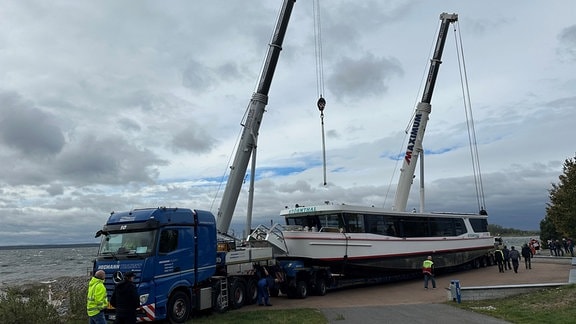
[277,231,494,276]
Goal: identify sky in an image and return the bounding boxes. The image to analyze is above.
[0,0,574,246]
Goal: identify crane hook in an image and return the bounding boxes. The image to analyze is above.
[317,96,326,112]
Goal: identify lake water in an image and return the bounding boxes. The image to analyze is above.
[499,236,540,249]
[0,245,98,287]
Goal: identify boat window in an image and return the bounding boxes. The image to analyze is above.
[365,215,398,235]
[286,216,319,230]
[454,219,466,235]
[469,218,488,232]
[400,217,429,237]
[344,213,365,233]
[318,214,343,232]
[429,218,455,237]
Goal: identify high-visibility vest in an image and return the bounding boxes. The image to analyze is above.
[87,276,108,316]
[422,259,433,274]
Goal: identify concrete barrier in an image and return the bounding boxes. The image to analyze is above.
[446,282,569,301]
[446,257,576,301]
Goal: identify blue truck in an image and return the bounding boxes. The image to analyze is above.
[93,207,277,322]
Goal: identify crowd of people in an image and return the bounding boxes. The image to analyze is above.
[547,238,574,257]
[492,237,542,274]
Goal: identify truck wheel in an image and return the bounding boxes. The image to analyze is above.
[245,278,258,305]
[229,278,246,309]
[295,280,308,299]
[313,278,327,296]
[167,291,190,324]
[473,258,481,269]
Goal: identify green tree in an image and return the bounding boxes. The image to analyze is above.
[539,217,560,248]
[545,154,576,239]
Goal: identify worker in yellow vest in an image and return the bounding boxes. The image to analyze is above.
[422,256,436,289]
[87,270,108,324]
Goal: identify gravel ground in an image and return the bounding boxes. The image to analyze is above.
[241,255,573,310]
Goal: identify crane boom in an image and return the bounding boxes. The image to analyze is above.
[393,12,458,212]
[216,0,296,234]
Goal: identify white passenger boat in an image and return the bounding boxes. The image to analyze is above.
[251,13,495,276]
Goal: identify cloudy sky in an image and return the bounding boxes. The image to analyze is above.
[0,0,574,246]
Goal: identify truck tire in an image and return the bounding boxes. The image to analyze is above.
[245,278,258,305]
[167,291,190,324]
[313,278,327,296]
[473,258,481,269]
[295,280,308,299]
[229,278,246,309]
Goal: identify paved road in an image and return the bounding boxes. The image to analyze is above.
[242,255,572,323]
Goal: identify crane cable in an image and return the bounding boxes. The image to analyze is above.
[453,21,487,213]
[313,0,328,186]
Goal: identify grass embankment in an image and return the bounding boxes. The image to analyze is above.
[453,284,576,324]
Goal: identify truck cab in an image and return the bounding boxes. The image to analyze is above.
[94,207,217,322]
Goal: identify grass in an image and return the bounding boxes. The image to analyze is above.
[453,284,576,324]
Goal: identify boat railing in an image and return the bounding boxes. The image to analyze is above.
[247,223,290,254]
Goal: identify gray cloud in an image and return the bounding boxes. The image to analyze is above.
[328,53,403,101]
[558,25,576,61]
[0,92,65,157]
[55,136,166,185]
[171,126,218,154]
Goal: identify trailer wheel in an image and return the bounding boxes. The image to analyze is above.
[313,278,327,296]
[229,278,246,309]
[245,278,258,305]
[167,291,190,324]
[295,280,308,299]
[473,258,481,269]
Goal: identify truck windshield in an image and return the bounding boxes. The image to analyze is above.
[99,231,156,255]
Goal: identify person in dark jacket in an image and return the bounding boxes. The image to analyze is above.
[509,246,521,273]
[521,244,533,269]
[494,248,505,273]
[503,245,512,271]
[111,271,140,324]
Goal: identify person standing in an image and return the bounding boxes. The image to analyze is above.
[257,266,275,306]
[110,271,140,324]
[422,256,436,289]
[494,248,505,273]
[503,245,512,271]
[509,246,521,273]
[87,270,108,324]
[521,244,532,269]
